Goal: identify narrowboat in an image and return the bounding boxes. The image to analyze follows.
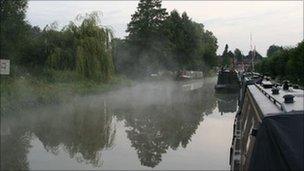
[230,74,304,170]
[176,70,203,81]
[215,69,240,93]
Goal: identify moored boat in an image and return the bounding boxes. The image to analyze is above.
[176,70,203,81]
[215,69,240,93]
[230,74,304,170]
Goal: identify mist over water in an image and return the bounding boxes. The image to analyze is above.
[1,76,239,170]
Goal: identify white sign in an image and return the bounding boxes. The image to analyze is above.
[0,59,10,75]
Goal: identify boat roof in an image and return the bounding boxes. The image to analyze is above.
[247,84,304,116]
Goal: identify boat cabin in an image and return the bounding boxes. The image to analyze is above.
[230,76,304,170]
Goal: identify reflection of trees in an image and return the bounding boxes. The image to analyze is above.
[31,103,116,167]
[1,100,116,169]
[1,78,218,169]
[1,120,31,171]
[126,112,169,168]
[197,80,218,115]
[114,79,217,168]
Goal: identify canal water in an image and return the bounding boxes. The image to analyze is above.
[1,76,239,170]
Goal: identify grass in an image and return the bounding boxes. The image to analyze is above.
[0,69,132,116]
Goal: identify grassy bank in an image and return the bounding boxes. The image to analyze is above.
[0,69,132,116]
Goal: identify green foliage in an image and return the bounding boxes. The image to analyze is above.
[42,23,76,70]
[118,1,218,77]
[234,48,244,62]
[127,0,168,43]
[39,13,115,82]
[0,0,31,63]
[36,17,113,81]
[2,0,219,81]
[201,30,218,68]
[256,41,304,85]
[266,45,283,57]
[2,2,115,82]
[124,0,170,76]
[163,11,218,70]
[74,13,114,81]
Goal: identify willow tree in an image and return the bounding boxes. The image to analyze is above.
[44,23,76,71]
[73,12,114,82]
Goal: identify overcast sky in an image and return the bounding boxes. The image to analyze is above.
[26,1,303,56]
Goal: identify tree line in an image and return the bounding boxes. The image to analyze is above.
[255,42,304,85]
[219,42,304,87]
[1,0,220,82]
[1,0,114,82]
[218,43,264,71]
[5,0,301,84]
[114,0,218,78]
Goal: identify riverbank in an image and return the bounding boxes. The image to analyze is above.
[0,69,132,116]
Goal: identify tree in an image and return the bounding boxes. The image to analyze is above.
[256,41,304,85]
[267,45,283,57]
[234,48,243,62]
[0,0,30,63]
[126,0,168,44]
[162,10,184,70]
[22,12,115,82]
[201,30,218,68]
[126,0,169,76]
[286,41,304,84]
[119,6,219,75]
[74,12,114,82]
[162,10,218,70]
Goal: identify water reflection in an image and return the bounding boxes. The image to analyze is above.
[31,103,116,167]
[1,77,233,170]
[123,104,203,168]
[111,79,217,167]
[1,101,116,170]
[215,93,239,115]
[1,122,31,170]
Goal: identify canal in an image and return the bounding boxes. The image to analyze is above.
[1,76,239,170]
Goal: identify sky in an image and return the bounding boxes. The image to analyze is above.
[26,1,303,56]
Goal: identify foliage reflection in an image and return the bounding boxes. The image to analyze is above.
[1,78,221,169]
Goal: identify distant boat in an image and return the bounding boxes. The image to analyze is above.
[176,70,203,81]
[215,69,240,93]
